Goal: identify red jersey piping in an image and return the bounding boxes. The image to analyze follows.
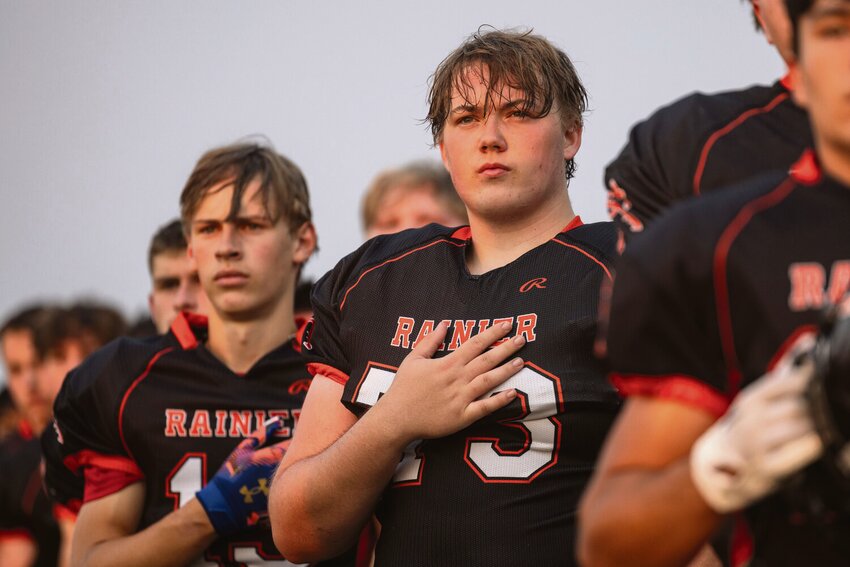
[610,374,729,417]
[307,362,349,386]
[340,238,465,310]
[712,177,799,395]
[118,347,175,462]
[693,91,791,195]
[550,239,613,281]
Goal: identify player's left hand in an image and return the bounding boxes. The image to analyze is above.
[690,333,824,513]
[196,417,289,535]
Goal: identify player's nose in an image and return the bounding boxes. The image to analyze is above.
[479,115,506,152]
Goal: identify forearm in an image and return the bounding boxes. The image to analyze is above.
[272,404,410,562]
[74,499,217,567]
[579,458,721,567]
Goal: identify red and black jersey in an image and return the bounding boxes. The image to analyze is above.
[305,220,621,567]
[45,312,352,566]
[605,78,813,242]
[604,151,850,565]
[0,425,60,567]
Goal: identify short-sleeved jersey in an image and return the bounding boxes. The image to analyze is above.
[45,312,351,566]
[605,78,813,241]
[0,425,60,567]
[604,151,850,565]
[305,220,621,567]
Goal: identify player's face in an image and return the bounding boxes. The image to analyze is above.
[791,0,850,175]
[35,340,85,407]
[366,185,465,239]
[148,249,204,334]
[753,0,795,64]
[1,330,51,432]
[438,66,581,225]
[187,179,315,322]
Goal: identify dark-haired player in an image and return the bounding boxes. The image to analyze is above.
[43,142,353,566]
[146,218,205,334]
[578,1,850,565]
[0,305,60,567]
[606,0,813,247]
[271,29,619,567]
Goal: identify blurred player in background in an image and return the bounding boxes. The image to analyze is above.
[0,305,59,567]
[579,0,850,564]
[605,0,813,247]
[361,160,467,239]
[146,219,205,334]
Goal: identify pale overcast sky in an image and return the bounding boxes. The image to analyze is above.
[0,1,787,336]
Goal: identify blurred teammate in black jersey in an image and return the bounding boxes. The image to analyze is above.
[0,306,59,567]
[43,142,359,567]
[579,1,850,565]
[271,29,619,567]
[606,0,814,247]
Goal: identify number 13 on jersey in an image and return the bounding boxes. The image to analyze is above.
[354,362,563,484]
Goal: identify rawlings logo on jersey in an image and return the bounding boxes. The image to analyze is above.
[390,314,538,351]
[788,260,850,311]
[163,409,300,439]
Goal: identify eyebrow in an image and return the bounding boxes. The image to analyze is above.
[192,214,271,225]
[810,2,850,18]
[449,99,530,114]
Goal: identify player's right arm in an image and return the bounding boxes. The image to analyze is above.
[270,320,524,563]
[70,483,216,567]
[577,397,721,567]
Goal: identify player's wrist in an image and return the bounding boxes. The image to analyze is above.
[196,478,243,535]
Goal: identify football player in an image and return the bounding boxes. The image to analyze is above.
[605,0,813,247]
[271,29,619,567]
[578,0,850,564]
[43,142,355,566]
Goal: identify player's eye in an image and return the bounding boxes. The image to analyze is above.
[455,114,475,125]
[195,223,217,235]
[157,279,179,290]
[240,221,265,232]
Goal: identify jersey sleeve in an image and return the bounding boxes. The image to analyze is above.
[604,93,710,241]
[603,205,731,417]
[303,255,357,386]
[47,340,150,504]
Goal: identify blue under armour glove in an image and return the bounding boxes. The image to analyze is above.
[196,417,289,535]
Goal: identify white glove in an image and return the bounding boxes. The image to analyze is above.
[690,334,824,513]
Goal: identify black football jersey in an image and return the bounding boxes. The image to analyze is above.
[305,220,621,567]
[605,78,812,242]
[604,151,850,565]
[0,426,60,567]
[46,313,352,566]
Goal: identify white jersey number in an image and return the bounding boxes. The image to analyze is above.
[354,362,562,483]
[167,455,306,566]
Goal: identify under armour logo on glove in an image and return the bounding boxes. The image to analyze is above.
[240,479,270,504]
[196,417,290,535]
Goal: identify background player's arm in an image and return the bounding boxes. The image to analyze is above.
[270,321,523,563]
[577,397,721,567]
[71,482,216,567]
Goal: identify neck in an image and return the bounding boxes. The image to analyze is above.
[205,297,296,374]
[817,141,850,188]
[465,193,576,275]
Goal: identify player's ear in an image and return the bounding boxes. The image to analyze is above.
[291,222,317,265]
[439,141,452,176]
[789,61,809,109]
[563,125,582,162]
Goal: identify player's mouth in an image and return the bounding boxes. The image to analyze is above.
[478,163,511,178]
[214,270,249,286]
